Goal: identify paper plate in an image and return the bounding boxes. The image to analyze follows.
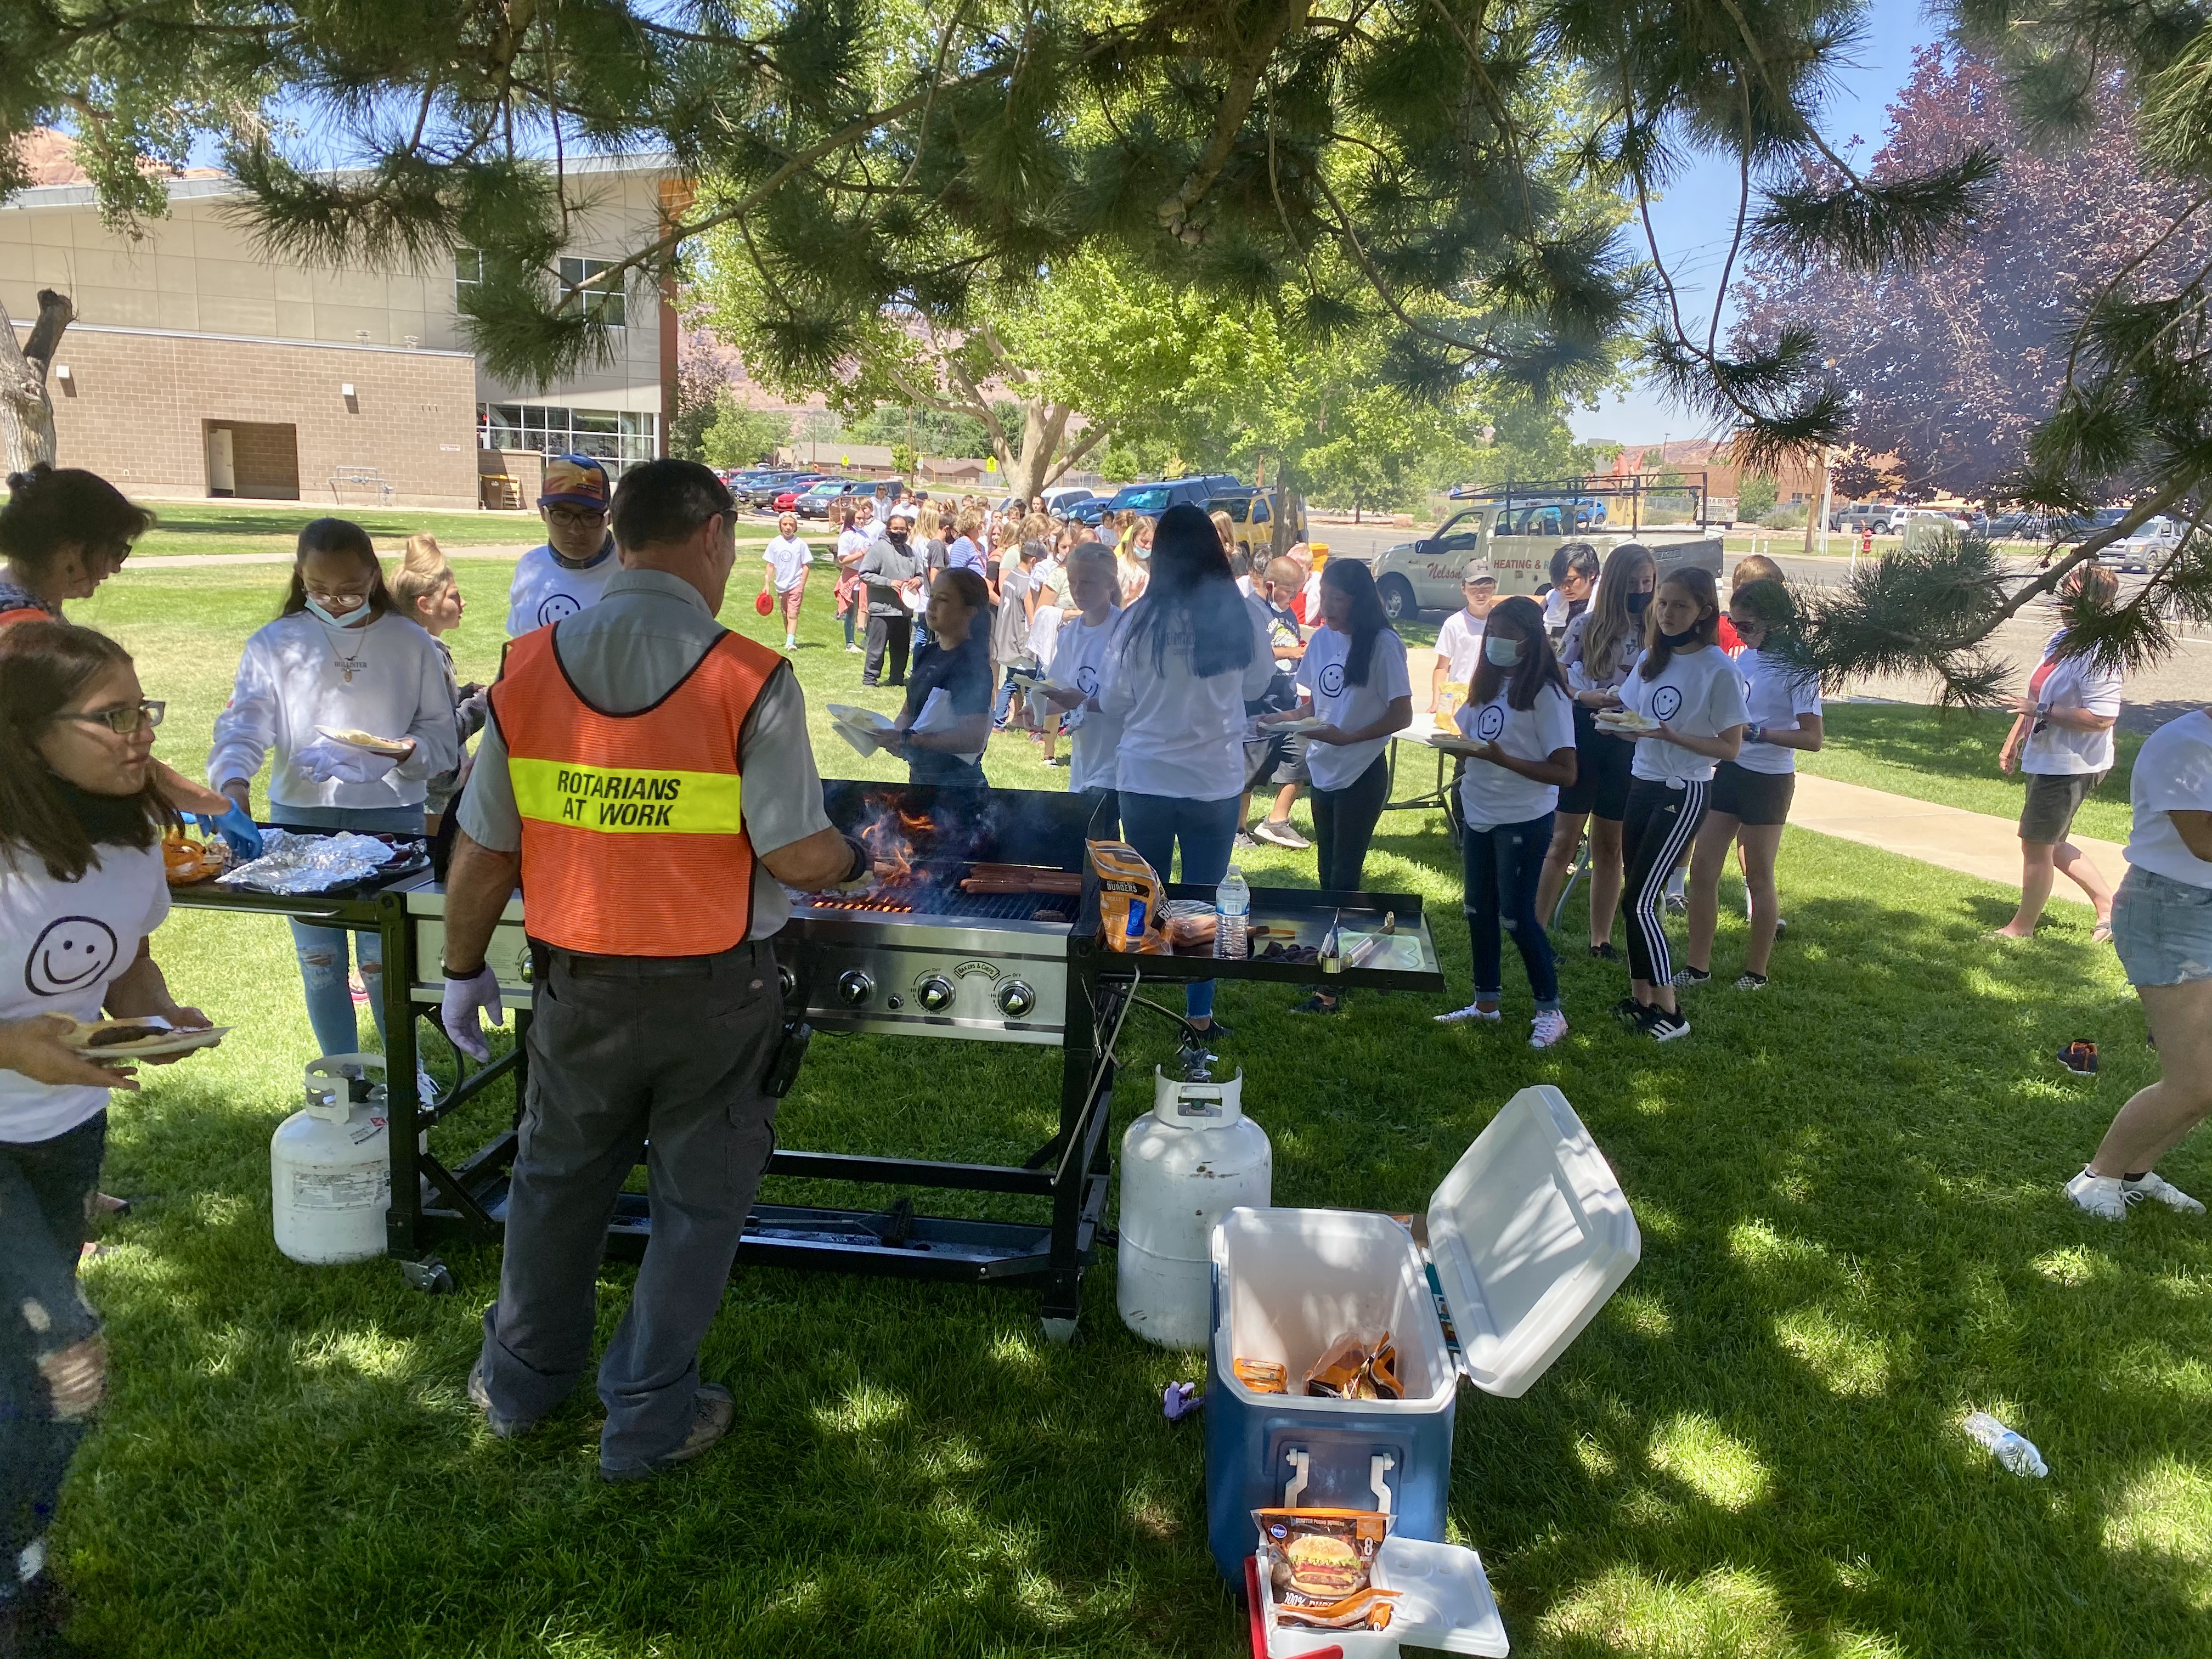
[831,720,882,758]
[65,1019,232,1060]
[827,703,898,732]
[1426,732,1486,755]
[315,725,413,757]
[1594,711,1661,734]
[1269,716,1331,734]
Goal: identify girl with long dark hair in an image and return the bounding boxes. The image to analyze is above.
[1436,596,1578,1047]
[208,518,458,1059]
[1260,557,1413,1013]
[1610,566,1747,1040]
[1538,542,1655,957]
[1098,503,1276,1047]
[0,623,214,1641]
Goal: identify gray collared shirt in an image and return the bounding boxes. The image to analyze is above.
[460,568,831,939]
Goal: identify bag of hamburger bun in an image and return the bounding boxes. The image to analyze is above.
[1254,1508,1398,1632]
[1088,839,1169,953]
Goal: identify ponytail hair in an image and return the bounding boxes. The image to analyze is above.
[1,464,153,578]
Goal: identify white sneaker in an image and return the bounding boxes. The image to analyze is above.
[1435,1003,1502,1024]
[1528,1010,1568,1049]
[2124,1171,2207,1215]
[1252,818,1311,850]
[844,642,862,653]
[2066,1168,2128,1220]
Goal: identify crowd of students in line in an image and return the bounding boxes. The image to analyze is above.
[1,452,2209,1645]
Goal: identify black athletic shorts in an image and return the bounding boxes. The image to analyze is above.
[1557,701,1632,820]
[1709,760,1796,827]
[2019,769,2108,844]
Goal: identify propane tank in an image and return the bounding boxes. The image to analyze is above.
[271,1054,393,1265]
[1118,1066,1272,1347]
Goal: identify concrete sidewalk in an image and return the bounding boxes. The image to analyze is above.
[1791,774,2126,905]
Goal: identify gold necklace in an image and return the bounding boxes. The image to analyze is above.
[326,617,369,683]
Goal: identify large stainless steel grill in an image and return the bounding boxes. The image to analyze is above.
[173,783,1446,1334]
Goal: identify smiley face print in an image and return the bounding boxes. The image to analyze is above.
[1475,704,1507,742]
[1076,663,1101,697]
[25,916,120,997]
[537,592,583,627]
[1651,685,1683,723]
[1317,661,1347,699]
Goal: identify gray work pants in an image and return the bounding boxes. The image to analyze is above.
[476,940,782,1471]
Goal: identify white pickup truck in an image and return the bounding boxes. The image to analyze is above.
[1340,504,1725,622]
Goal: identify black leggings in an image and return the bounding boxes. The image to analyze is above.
[1621,776,1709,985]
[1311,755,1390,891]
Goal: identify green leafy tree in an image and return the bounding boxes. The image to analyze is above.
[4,1,1982,479]
[703,403,790,470]
[1739,472,1780,521]
[848,404,996,458]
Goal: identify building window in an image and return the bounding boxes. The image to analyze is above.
[558,257,626,328]
[455,248,484,308]
[480,404,656,475]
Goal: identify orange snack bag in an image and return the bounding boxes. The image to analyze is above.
[1089,839,1169,953]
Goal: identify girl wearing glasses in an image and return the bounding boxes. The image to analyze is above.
[207,520,458,1059]
[0,622,216,1634]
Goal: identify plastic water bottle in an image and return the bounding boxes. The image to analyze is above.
[1214,865,1250,960]
[1964,1412,2048,1477]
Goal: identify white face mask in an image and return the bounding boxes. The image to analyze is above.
[1484,634,1523,667]
[306,598,371,629]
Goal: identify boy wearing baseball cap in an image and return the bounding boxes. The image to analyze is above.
[506,454,621,636]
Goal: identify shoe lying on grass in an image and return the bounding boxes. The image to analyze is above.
[2067,1167,2208,1220]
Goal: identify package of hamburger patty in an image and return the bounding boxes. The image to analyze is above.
[1254,1508,1398,1632]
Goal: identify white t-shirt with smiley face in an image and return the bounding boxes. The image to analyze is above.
[1,839,170,1142]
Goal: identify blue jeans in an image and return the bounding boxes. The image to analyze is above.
[1463,811,1559,1011]
[272,803,420,1058]
[1119,791,1241,1022]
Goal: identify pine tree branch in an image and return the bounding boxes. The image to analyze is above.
[1158,0,1314,243]
[1994,471,2205,629]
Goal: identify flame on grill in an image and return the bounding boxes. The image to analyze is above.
[855,794,936,887]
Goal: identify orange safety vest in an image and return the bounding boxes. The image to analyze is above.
[489,624,780,956]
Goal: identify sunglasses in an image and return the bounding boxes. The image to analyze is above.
[61,699,166,735]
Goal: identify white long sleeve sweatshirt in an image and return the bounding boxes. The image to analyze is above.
[207,611,460,811]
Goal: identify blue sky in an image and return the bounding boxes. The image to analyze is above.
[1570,0,1940,445]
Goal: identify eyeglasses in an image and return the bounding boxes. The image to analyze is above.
[545,505,608,531]
[305,586,372,605]
[60,699,165,735]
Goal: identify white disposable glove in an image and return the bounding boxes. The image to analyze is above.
[295,739,400,786]
[440,964,505,1061]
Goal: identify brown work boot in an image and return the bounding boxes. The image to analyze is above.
[599,1384,735,1483]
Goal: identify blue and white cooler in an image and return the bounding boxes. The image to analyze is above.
[1205,1087,1640,1648]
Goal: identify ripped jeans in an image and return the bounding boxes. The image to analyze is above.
[1,1112,106,1599]
[289,918,386,1059]
[1463,810,1560,1012]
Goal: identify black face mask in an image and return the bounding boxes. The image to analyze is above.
[1658,624,1701,649]
[1626,591,1651,616]
[888,530,910,548]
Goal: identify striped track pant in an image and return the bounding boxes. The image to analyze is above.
[1621,776,1709,986]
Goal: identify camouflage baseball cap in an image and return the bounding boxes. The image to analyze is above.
[539,454,611,510]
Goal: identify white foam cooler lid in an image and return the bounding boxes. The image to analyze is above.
[1425,1086,1640,1398]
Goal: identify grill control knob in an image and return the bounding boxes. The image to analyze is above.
[916,975,956,1013]
[836,969,874,1007]
[777,966,797,1001]
[996,980,1036,1019]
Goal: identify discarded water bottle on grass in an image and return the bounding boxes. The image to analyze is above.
[1965,1412,2048,1477]
[1215,864,1250,960]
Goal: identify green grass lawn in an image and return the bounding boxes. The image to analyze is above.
[37,563,2212,1657]
[1802,703,2143,845]
[127,499,791,560]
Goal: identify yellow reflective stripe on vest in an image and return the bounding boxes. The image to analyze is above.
[510,758,743,834]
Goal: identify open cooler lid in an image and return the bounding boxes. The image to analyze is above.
[1425,1086,1640,1398]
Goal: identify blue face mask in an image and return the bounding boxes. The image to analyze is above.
[1484,635,1522,667]
[1626,590,1651,616]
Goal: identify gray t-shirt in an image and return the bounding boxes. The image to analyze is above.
[460,568,832,940]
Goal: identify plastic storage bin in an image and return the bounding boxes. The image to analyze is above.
[1205,1086,1640,1588]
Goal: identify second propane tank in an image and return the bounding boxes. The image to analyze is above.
[271,1053,393,1266]
[1117,1067,1272,1347]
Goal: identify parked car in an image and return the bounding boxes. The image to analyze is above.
[1066,496,1114,527]
[1208,490,1307,560]
[1098,475,1243,520]
[1345,506,1721,623]
[2102,513,2184,572]
[792,478,862,517]
[1831,503,1902,535]
[1042,486,1097,515]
